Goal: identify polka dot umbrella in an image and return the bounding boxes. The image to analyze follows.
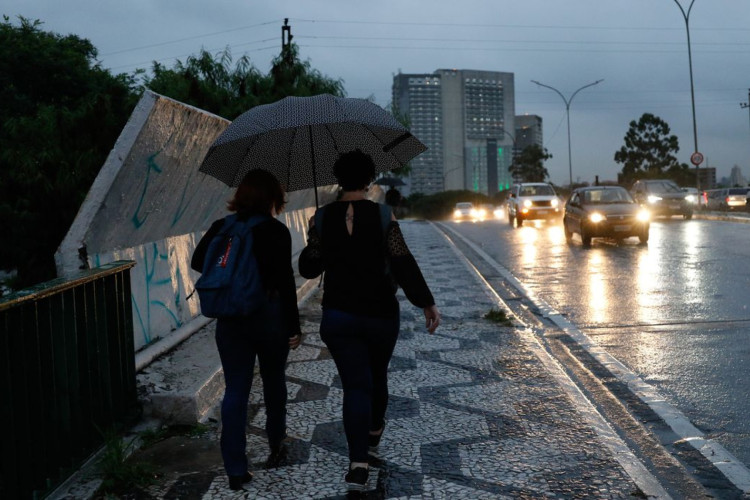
[199,94,427,207]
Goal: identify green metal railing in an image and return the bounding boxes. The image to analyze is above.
[0,261,138,499]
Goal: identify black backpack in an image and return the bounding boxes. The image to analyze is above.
[194,214,269,318]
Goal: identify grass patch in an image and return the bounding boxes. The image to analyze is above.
[484,307,513,326]
[96,429,156,495]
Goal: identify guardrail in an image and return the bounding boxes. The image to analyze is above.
[0,261,138,499]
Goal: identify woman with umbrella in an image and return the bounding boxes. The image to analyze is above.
[299,149,441,490]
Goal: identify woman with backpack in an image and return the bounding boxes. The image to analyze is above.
[191,169,301,491]
[298,149,441,490]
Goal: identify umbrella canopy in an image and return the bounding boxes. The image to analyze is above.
[375,176,406,187]
[199,94,426,204]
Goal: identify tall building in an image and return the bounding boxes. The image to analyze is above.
[392,69,515,196]
[515,114,543,153]
[729,165,747,186]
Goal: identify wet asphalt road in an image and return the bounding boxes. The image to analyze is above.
[446,215,750,468]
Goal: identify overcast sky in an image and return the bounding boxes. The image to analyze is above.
[6,1,750,186]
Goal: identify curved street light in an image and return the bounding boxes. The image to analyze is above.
[531,79,604,187]
[672,0,700,188]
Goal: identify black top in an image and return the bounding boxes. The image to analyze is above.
[191,212,301,337]
[298,200,435,318]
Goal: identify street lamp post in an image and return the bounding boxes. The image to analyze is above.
[531,79,603,187]
[741,89,750,153]
[672,0,700,188]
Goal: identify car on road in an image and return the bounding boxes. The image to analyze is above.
[453,202,476,221]
[631,179,693,219]
[682,187,701,206]
[705,187,750,211]
[506,182,561,227]
[563,186,650,246]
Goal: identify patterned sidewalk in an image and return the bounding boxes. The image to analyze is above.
[107,221,644,499]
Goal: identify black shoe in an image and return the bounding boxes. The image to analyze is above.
[344,466,369,490]
[266,442,288,468]
[228,471,253,490]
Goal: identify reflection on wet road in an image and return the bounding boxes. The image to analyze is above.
[449,217,750,467]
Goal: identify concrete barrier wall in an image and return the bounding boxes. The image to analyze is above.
[55,90,355,351]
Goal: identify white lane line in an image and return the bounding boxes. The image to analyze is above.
[436,221,750,495]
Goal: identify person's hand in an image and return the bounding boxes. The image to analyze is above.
[423,304,441,334]
[289,334,302,349]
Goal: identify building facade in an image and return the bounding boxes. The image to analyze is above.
[515,114,543,153]
[392,69,516,196]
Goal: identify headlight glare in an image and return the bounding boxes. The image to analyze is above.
[647,195,662,204]
[589,212,605,223]
[523,199,532,208]
[637,209,650,222]
[551,198,559,207]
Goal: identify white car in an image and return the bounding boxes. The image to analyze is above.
[506,183,561,227]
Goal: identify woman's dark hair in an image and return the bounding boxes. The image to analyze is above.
[227,169,286,214]
[333,149,376,191]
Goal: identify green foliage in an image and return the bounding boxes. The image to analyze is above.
[0,16,139,287]
[407,190,491,220]
[509,144,552,182]
[484,307,513,326]
[614,113,691,185]
[96,429,156,494]
[142,43,345,120]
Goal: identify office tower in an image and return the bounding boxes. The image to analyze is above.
[515,114,543,153]
[392,69,515,196]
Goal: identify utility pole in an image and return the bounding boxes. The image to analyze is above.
[282,18,293,63]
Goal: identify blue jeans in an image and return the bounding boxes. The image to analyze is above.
[215,300,289,476]
[320,308,399,463]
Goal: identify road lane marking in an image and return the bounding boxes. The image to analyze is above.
[436,220,750,495]
[433,221,672,499]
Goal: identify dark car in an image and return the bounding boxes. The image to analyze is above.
[631,179,693,219]
[563,186,650,246]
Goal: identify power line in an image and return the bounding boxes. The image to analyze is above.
[298,34,750,48]
[291,17,750,33]
[101,20,280,57]
[297,42,746,55]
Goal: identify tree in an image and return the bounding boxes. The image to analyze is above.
[142,43,345,120]
[0,17,139,288]
[614,113,691,184]
[508,144,552,182]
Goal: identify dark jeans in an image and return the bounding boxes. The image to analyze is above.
[215,301,289,476]
[320,308,399,463]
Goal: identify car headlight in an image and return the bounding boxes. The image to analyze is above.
[523,199,532,208]
[550,198,559,207]
[647,195,662,204]
[685,194,696,204]
[589,212,605,223]
[494,208,503,218]
[454,210,461,217]
[470,209,479,217]
[636,209,650,222]
[476,208,487,217]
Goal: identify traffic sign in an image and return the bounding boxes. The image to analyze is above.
[690,152,704,166]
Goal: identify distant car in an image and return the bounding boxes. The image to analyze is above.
[631,179,693,219]
[506,182,561,227]
[682,187,701,206]
[453,202,475,221]
[563,186,650,246]
[706,187,750,211]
